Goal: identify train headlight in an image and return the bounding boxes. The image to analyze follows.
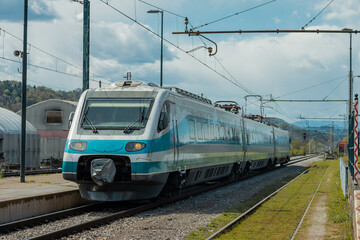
[125,142,146,152]
[69,141,88,151]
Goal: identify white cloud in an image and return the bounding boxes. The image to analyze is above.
[291,10,299,17]
[273,17,281,24]
[320,0,360,27]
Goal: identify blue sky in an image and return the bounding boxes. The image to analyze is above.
[0,0,359,123]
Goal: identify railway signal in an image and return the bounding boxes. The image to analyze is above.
[303,133,307,140]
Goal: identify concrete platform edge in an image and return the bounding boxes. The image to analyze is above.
[0,189,89,224]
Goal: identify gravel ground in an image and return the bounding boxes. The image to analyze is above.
[0,156,322,240]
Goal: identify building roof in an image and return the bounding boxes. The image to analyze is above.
[18,99,77,113]
[0,107,38,134]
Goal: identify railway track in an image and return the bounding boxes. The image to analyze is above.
[0,168,62,177]
[205,154,322,240]
[0,154,318,239]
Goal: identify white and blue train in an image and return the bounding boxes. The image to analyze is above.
[62,81,290,201]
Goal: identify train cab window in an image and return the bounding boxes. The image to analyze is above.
[189,120,196,139]
[158,102,170,132]
[197,121,203,140]
[204,123,209,140]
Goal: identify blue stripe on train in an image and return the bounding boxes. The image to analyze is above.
[62,160,167,174]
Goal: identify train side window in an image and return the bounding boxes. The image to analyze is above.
[226,127,230,141]
[197,121,203,139]
[210,123,214,140]
[220,126,225,140]
[204,123,209,140]
[157,102,170,132]
[189,120,196,139]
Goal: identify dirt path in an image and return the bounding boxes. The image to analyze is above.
[303,194,328,239]
[296,169,332,240]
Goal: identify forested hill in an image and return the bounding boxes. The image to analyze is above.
[0,80,81,112]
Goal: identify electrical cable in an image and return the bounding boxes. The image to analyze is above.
[137,0,185,18]
[275,75,345,99]
[213,56,257,95]
[0,55,109,84]
[192,0,277,30]
[302,0,334,30]
[0,27,112,85]
[247,75,344,116]
[0,67,74,91]
[322,77,346,100]
[98,0,256,96]
[136,0,208,47]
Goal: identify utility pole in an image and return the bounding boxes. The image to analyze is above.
[147,10,164,87]
[20,0,28,183]
[349,31,353,116]
[83,0,90,92]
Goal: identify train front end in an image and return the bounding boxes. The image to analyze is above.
[62,81,168,201]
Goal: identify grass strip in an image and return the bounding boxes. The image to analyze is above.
[186,170,307,239]
[325,158,352,239]
[187,160,333,240]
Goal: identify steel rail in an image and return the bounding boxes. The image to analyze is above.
[285,154,317,166]
[205,165,314,240]
[1,169,62,178]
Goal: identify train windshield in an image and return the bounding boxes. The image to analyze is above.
[80,98,154,132]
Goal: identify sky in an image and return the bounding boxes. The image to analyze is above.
[0,0,359,123]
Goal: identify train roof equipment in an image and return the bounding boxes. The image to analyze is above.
[163,86,212,105]
[214,101,241,114]
[245,114,264,122]
[106,81,212,105]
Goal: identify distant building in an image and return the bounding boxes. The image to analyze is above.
[0,107,40,169]
[18,99,77,164]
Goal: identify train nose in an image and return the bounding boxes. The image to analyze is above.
[91,158,117,186]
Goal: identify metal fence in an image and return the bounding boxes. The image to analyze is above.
[340,157,348,197]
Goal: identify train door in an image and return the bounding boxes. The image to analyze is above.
[241,117,247,160]
[168,101,180,167]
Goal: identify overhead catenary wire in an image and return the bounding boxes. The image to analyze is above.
[137,0,185,18]
[302,0,335,30]
[0,27,112,85]
[136,0,209,49]
[246,75,347,120]
[247,76,346,107]
[274,75,346,100]
[192,0,277,31]
[322,77,346,100]
[0,66,74,91]
[98,0,257,96]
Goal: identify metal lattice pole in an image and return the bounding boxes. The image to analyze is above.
[354,94,359,184]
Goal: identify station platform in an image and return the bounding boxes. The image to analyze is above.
[0,174,88,224]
